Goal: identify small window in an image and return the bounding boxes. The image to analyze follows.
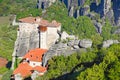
[33,63,35,65]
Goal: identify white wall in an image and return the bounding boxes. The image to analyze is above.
[14,74,23,80]
[46,26,61,48]
[29,61,42,67]
[40,31,47,49]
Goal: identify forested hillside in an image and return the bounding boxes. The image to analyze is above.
[42,2,120,46]
[0,0,120,80]
[36,44,120,80]
[0,0,37,16]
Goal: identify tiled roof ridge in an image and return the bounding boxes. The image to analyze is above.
[13,62,47,77]
[19,16,61,27]
[23,48,47,62]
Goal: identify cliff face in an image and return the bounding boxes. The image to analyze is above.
[12,23,39,57]
[37,0,56,9]
[113,0,120,26]
[37,0,120,27]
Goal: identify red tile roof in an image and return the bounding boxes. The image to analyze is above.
[19,17,36,23]
[23,48,47,62]
[33,66,47,73]
[13,62,33,77]
[13,62,47,77]
[19,17,61,27]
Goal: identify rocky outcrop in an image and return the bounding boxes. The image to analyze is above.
[42,33,93,67]
[12,30,39,57]
[79,39,92,48]
[37,0,56,9]
[37,0,120,27]
[102,40,119,48]
[42,41,87,67]
[103,0,111,16]
[61,31,76,40]
[80,5,90,16]
[93,21,102,33]
[69,6,74,17]
[105,9,114,25]
[61,31,69,40]
[42,31,93,67]
[113,0,120,26]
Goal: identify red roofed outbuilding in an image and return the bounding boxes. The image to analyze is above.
[12,48,47,80]
[13,62,32,78]
[23,48,47,67]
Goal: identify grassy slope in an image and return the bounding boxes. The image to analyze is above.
[0,16,17,61]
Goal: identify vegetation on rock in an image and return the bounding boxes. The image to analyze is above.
[36,44,120,80]
[0,0,120,80]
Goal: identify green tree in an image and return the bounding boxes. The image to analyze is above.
[91,34,103,48]
[108,61,120,80]
[2,70,13,80]
[0,25,17,60]
[74,16,97,39]
[16,8,42,20]
[101,19,112,40]
[77,64,105,80]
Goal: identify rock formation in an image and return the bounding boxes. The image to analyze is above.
[79,39,92,48]
[42,41,87,67]
[37,0,120,27]
[42,31,91,67]
[113,0,120,26]
[37,0,56,9]
[102,40,119,48]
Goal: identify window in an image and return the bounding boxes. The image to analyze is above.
[33,63,35,65]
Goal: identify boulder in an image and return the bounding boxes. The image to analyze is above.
[79,39,92,48]
[67,40,74,47]
[102,40,119,48]
[73,45,79,49]
[113,40,119,44]
[102,40,113,48]
[67,39,80,47]
[68,35,76,40]
[61,31,69,40]
[73,40,80,49]
[74,39,80,45]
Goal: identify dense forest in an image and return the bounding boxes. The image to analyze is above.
[36,44,120,80]
[0,0,120,80]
